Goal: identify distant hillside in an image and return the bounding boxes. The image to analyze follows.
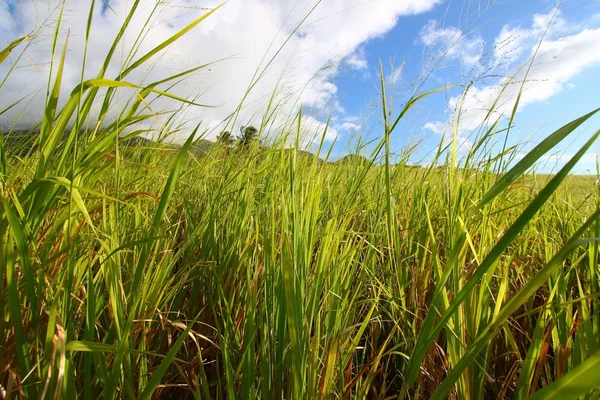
[121,135,153,147]
[280,148,324,164]
[2,129,39,156]
[2,128,331,164]
[335,154,371,165]
[190,139,215,156]
[2,129,158,154]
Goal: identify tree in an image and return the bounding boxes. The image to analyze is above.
[238,125,258,148]
[216,130,234,146]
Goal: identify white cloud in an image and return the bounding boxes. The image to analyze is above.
[423,121,446,135]
[345,47,368,70]
[425,11,600,139]
[286,114,340,148]
[421,20,462,46]
[457,28,600,132]
[388,62,405,85]
[339,121,361,132]
[419,20,485,67]
[0,0,442,142]
[493,25,530,68]
[287,118,361,149]
[493,10,567,69]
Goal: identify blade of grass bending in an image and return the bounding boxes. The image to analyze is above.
[150,127,197,233]
[228,0,321,131]
[66,341,188,362]
[45,177,97,234]
[104,127,198,399]
[85,254,95,400]
[281,219,303,398]
[479,108,600,208]
[100,0,140,76]
[40,32,69,145]
[0,130,5,178]
[138,316,199,400]
[388,85,453,134]
[429,209,600,400]
[0,35,29,64]
[81,78,214,107]
[347,85,449,202]
[527,350,600,400]
[0,96,30,119]
[44,1,65,108]
[499,8,559,173]
[111,60,222,123]
[75,0,140,125]
[423,130,600,399]
[514,312,548,399]
[2,198,38,329]
[40,296,60,400]
[35,31,71,179]
[118,3,225,80]
[1,201,36,399]
[130,125,198,301]
[67,342,117,353]
[400,127,600,397]
[44,8,67,158]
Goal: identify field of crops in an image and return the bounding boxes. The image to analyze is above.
[1,2,600,399]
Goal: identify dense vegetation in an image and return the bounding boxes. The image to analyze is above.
[1,2,600,399]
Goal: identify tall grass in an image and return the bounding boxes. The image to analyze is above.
[1,2,600,399]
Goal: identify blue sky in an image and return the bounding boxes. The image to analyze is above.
[1,0,600,172]
[327,0,600,172]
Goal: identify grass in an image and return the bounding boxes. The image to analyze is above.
[1,2,600,399]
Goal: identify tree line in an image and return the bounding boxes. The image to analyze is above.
[215,125,259,148]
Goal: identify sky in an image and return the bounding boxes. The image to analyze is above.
[1,0,600,173]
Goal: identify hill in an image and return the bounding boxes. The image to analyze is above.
[335,154,371,166]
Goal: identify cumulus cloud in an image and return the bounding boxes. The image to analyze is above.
[0,0,442,144]
[419,20,485,67]
[423,121,446,135]
[424,10,600,139]
[345,47,368,71]
[388,62,405,85]
[338,121,361,132]
[493,10,568,69]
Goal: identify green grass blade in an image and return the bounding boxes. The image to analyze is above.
[527,351,600,400]
[2,198,38,328]
[1,200,36,399]
[80,78,214,107]
[402,127,600,397]
[128,125,198,305]
[119,3,225,80]
[0,35,29,64]
[479,108,600,208]
[138,317,197,400]
[40,33,69,145]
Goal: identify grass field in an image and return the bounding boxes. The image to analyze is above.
[2,2,600,399]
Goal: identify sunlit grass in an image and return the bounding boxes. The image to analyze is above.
[1,2,600,399]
